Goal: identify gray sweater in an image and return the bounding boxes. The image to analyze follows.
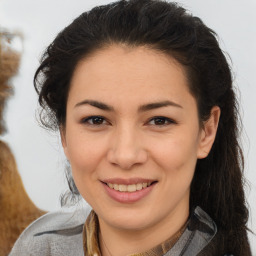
[9,206,90,256]
[9,206,217,256]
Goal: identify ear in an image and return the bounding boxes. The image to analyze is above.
[197,106,221,159]
[60,126,69,160]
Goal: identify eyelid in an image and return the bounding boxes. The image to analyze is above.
[147,116,177,126]
[80,115,110,126]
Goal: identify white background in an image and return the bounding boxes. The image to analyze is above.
[0,0,255,252]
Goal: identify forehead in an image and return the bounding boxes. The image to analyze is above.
[68,45,193,109]
[72,44,187,83]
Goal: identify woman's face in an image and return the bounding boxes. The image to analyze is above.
[62,45,216,233]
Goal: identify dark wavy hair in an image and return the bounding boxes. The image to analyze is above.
[34,0,251,254]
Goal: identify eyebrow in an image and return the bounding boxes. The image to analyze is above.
[75,100,114,111]
[74,99,182,111]
[138,100,182,112]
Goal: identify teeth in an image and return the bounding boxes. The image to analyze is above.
[108,183,114,189]
[107,182,153,192]
[136,183,143,191]
[127,184,136,192]
[142,183,147,188]
[119,185,126,192]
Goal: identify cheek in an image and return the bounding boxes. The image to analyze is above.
[66,136,104,203]
[65,132,105,179]
[152,132,199,172]
[154,135,198,204]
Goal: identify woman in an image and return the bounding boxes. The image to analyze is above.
[10,0,251,255]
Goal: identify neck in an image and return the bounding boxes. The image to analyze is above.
[98,203,189,256]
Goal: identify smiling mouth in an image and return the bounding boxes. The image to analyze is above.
[105,181,157,192]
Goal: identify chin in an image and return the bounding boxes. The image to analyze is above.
[98,205,159,231]
[109,216,153,231]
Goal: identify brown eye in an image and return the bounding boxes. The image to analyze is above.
[153,117,167,125]
[148,116,175,126]
[91,117,104,125]
[81,116,107,125]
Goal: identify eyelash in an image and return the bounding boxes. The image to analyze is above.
[80,116,176,127]
[81,116,109,126]
[147,116,176,126]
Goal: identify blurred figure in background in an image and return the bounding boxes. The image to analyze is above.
[0,30,46,256]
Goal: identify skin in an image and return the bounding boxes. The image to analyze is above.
[61,45,220,256]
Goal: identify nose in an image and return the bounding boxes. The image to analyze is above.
[107,125,148,170]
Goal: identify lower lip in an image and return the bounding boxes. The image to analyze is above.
[102,182,156,203]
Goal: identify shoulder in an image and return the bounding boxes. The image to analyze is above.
[9,205,91,256]
[18,206,90,236]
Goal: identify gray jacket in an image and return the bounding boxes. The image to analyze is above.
[9,206,217,256]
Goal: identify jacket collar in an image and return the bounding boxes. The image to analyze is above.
[164,206,217,256]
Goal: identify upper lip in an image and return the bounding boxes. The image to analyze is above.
[101,178,157,185]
